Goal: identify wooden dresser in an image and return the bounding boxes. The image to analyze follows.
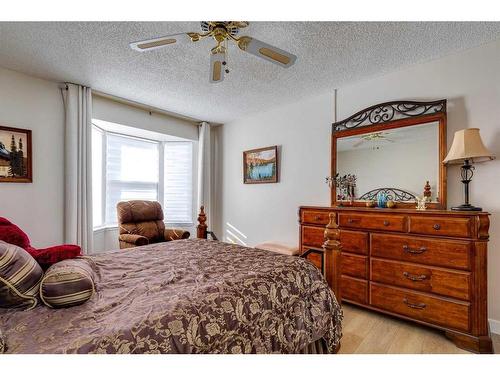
[299,206,492,353]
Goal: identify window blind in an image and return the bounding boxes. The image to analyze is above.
[164,142,193,224]
[105,133,159,224]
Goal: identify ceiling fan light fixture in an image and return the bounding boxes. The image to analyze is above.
[130,22,298,83]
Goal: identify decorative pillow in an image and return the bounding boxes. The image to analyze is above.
[0,217,81,269]
[0,217,31,250]
[0,240,43,310]
[28,245,82,270]
[40,258,96,309]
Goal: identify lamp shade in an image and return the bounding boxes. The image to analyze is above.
[443,128,495,164]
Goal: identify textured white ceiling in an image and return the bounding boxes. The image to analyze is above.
[1,22,500,123]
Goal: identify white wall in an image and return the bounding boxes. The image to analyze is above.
[219,39,500,323]
[220,92,334,247]
[93,96,198,141]
[0,67,64,247]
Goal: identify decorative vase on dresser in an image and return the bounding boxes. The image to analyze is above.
[300,99,493,353]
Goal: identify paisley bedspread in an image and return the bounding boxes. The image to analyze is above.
[0,239,342,353]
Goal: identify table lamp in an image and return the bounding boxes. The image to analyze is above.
[443,128,495,211]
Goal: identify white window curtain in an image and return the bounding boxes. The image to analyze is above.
[62,83,93,254]
[197,122,212,228]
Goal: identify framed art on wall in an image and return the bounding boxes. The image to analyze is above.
[243,145,278,184]
[0,125,32,183]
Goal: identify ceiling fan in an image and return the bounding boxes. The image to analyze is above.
[130,21,297,83]
[353,132,396,148]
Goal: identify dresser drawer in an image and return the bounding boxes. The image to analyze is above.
[342,275,368,304]
[339,213,406,232]
[370,283,470,332]
[342,253,368,279]
[409,216,472,238]
[371,233,471,271]
[340,230,368,255]
[301,210,330,226]
[301,247,323,269]
[301,225,325,248]
[371,258,471,301]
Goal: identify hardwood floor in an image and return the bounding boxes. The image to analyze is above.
[339,303,500,354]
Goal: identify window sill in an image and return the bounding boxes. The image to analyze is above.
[93,225,117,233]
[167,222,193,228]
[93,222,193,233]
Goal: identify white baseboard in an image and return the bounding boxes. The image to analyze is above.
[489,319,500,335]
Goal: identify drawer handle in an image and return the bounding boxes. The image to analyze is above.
[403,298,427,310]
[433,224,441,230]
[403,272,427,282]
[383,220,390,226]
[403,245,427,254]
[314,215,322,221]
[347,218,357,224]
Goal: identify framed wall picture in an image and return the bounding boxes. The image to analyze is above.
[0,125,32,183]
[243,145,278,184]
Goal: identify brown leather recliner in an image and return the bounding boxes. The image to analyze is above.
[116,200,190,249]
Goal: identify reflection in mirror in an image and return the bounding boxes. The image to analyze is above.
[336,122,440,203]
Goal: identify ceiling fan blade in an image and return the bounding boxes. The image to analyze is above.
[130,33,193,52]
[237,37,297,68]
[209,51,225,83]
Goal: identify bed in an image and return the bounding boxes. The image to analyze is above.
[0,211,342,354]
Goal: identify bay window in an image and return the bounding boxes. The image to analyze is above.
[92,124,194,228]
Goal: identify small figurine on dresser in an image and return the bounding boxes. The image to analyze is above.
[415,196,427,210]
[376,191,388,208]
[423,181,432,202]
[386,200,396,208]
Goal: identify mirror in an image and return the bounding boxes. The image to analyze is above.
[331,100,447,209]
[336,122,440,202]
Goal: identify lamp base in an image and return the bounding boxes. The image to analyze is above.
[451,204,482,212]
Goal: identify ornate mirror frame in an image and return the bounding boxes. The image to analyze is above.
[331,99,447,209]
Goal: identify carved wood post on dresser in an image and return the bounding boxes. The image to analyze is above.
[299,206,492,353]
